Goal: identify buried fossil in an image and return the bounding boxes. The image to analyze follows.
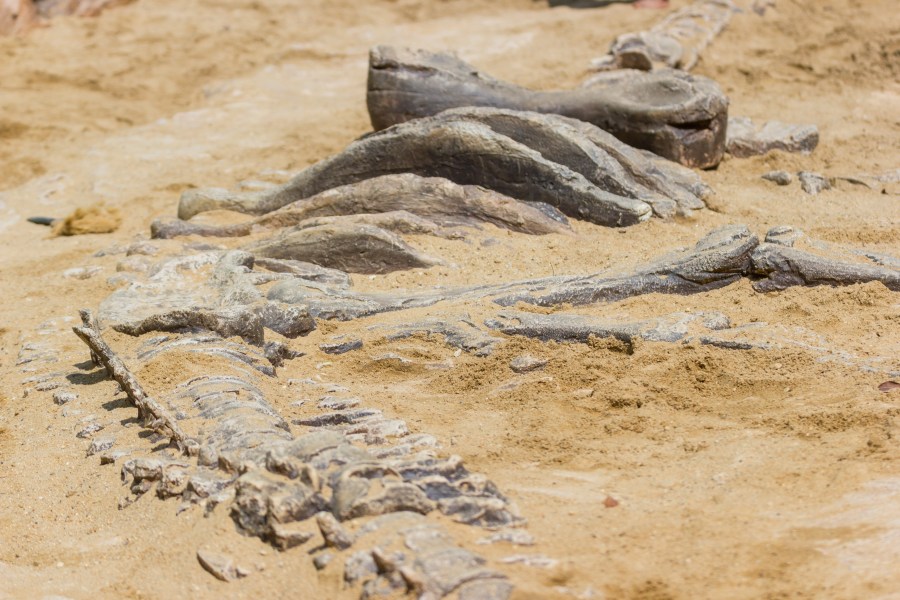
[66,313,521,597]
[176,108,710,227]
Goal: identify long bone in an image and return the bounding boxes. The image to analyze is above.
[367,46,729,168]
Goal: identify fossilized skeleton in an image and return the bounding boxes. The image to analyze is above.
[11,21,896,594]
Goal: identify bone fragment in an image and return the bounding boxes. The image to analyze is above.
[749,226,900,292]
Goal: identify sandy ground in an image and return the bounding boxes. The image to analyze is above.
[0,0,898,598]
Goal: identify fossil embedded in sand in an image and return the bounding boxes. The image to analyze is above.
[750,226,900,292]
[177,108,710,226]
[367,46,729,168]
[67,312,519,597]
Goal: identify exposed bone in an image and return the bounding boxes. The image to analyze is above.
[70,318,195,453]
[590,0,739,72]
[252,257,351,289]
[368,46,728,168]
[156,174,573,238]
[726,116,820,157]
[267,225,759,319]
[100,251,317,344]
[244,222,442,274]
[371,317,503,356]
[348,514,512,599]
[178,110,658,226]
[487,309,730,351]
[749,226,900,292]
[67,312,521,594]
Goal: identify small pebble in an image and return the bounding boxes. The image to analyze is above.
[761,170,792,186]
[510,355,548,373]
[313,553,334,570]
[319,339,363,355]
[798,171,831,195]
[76,422,105,439]
[63,266,102,280]
[86,436,115,457]
[53,391,77,405]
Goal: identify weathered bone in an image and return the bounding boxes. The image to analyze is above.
[100,250,318,344]
[726,116,819,157]
[267,225,759,319]
[486,309,731,351]
[179,109,660,226]
[70,316,196,454]
[371,317,503,357]
[65,307,522,596]
[155,175,572,239]
[750,226,900,292]
[590,0,739,72]
[368,46,728,168]
[244,222,442,274]
[252,257,351,289]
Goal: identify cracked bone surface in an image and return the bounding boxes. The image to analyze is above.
[367,46,729,168]
[177,108,710,224]
[268,225,759,320]
[154,174,573,239]
[68,316,518,598]
[749,226,900,292]
[243,222,443,274]
[589,0,739,72]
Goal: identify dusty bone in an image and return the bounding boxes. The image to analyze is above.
[371,316,503,356]
[592,0,739,72]
[252,257,351,289]
[486,309,731,350]
[100,251,317,344]
[726,116,820,157]
[749,226,900,292]
[157,210,458,241]
[243,222,442,274]
[347,514,512,599]
[94,317,520,540]
[155,174,572,239]
[420,109,708,218]
[71,318,194,453]
[268,224,759,319]
[368,46,729,168]
[178,110,656,226]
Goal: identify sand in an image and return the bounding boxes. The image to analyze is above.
[0,0,898,598]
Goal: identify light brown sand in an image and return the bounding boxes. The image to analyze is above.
[0,1,898,598]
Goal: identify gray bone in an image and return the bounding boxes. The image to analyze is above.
[368,46,728,168]
[750,226,900,292]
